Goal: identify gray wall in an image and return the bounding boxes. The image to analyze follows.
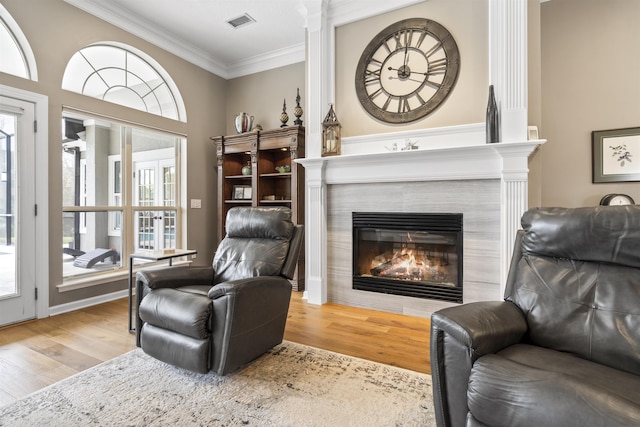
[540,0,640,207]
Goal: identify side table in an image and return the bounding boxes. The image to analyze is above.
[128,249,197,333]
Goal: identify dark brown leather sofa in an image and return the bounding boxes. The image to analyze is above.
[135,206,303,375]
[431,206,640,426]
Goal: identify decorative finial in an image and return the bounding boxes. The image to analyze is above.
[294,88,303,126]
[280,98,289,128]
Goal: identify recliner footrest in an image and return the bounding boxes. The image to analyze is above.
[140,324,209,374]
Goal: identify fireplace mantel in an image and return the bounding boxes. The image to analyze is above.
[296,137,544,307]
[298,139,543,185]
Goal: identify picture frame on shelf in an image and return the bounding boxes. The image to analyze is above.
[592,127,640,183]
[233,185,252,200]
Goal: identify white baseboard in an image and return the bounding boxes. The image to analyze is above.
[49,289,129,316]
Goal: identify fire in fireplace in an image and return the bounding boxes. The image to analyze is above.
[352,212,463,303]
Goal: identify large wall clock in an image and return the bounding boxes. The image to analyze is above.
[355,18,460,124]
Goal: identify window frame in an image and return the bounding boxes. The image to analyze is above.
[61,111,185,284]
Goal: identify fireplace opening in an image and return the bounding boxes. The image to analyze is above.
[353,212,463,303]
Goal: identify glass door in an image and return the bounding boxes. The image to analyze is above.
[134,159,175,251]
[0,96,36,326]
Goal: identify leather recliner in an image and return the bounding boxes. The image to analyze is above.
[431,206,640,427]
[135,206,303,375]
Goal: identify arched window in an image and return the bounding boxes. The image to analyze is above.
[62,42,186,122]
[0,4,38,80]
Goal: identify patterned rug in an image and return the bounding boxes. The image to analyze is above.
[0,341,434,426]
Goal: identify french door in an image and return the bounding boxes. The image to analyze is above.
[0,96,36,326]
[134,158,176,251]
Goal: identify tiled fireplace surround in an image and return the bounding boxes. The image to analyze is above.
[298,128,541,317]
[298,0,544,317]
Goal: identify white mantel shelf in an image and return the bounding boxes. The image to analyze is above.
[295,139,545,307]
[296,140,544,185]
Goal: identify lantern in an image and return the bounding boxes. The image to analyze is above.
[321,104,341,157]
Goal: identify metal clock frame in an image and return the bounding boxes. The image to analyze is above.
[355,18,460,124]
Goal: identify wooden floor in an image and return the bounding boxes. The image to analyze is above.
[0,292,430,407]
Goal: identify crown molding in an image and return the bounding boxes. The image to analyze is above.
[227,43,306,79]
[327,0,426,26]
[64,0,232,77]
[64,0,428,79]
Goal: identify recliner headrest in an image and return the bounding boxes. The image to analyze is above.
[521,206,640,268]
[225,206,293,240]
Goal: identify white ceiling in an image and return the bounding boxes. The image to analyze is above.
[63,0,425,79]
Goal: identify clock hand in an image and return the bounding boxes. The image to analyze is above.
[387,66,428,77]
[403,46,408,67]
[388,76,424,84]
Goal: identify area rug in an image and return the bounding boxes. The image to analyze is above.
[0,341,434,426]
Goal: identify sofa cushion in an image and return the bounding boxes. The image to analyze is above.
[468,344,640,427]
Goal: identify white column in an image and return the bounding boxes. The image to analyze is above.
[302,0,331,159]
[297,158,328,304]
[301,1,330,304]
[489,0,528,142]
[493,142,540,296]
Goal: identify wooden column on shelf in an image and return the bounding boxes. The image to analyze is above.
[212,126,305,291]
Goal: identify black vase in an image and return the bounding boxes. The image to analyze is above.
[486,85,499,144]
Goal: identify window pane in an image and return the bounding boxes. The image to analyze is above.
[84,73,110,98]
[132,129,178,208]
[62,116,123,207]
[62,211,122,279]
[99,67,126,89]
[134,209,177,251]
[0,19,27,78]
[61,43,184,121]
[81,46,126,73]
[62,111,183,282]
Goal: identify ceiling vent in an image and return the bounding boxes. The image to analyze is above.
[226,13,256,29]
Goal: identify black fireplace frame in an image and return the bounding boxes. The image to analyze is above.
[352,212,463,303]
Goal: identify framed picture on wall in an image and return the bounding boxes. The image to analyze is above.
[592,127,640,183]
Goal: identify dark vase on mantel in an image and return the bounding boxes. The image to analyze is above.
[486,85,499,144]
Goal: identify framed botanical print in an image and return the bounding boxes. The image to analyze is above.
[592,127,640,183]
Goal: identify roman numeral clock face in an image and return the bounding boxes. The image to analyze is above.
[355,18,460,124]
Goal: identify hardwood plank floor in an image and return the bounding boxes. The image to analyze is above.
[0,292,430,407]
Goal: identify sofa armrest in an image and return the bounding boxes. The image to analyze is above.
[136,266,213,290]
[431,301,527,427]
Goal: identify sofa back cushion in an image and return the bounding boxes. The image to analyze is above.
[507,206,640,376]
[213,206,294,284]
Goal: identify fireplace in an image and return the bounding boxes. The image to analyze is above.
[352,212,463,303]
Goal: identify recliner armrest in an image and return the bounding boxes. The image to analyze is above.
[136,266,213,290]
[432,301,527,356]
[207,276,290,299]
[208,276,292,375]
[431,301,527,427]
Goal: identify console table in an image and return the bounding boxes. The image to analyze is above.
[128,249,197,333]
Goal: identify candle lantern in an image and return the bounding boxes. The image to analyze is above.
[321,104,341,157]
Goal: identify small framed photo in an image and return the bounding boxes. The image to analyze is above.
[592,127,640,183]
[527,126,538,141]
[232,185,252,200]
